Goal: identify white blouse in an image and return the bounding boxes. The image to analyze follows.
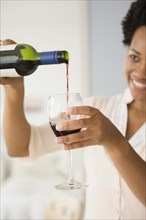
[29,89,146,220]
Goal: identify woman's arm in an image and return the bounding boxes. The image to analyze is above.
[105,133,146,207]
[2,78,30,157]
[55,106,146,206]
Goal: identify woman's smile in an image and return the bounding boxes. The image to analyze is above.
[130,74,146,91]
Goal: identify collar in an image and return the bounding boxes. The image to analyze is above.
[123,88,134,105]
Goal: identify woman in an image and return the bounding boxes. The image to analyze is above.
[0,0,146,219]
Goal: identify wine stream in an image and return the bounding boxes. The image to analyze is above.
[66,63,69,106]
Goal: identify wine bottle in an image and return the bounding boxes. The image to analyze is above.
[0,44,69,77]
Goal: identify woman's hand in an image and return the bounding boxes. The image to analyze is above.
[0,39,16,45]
[55,106,122,150]
[0,39,24,87]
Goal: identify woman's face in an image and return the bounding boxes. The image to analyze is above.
[124,26,146,102]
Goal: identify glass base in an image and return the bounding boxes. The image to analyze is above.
[55,180,88,190]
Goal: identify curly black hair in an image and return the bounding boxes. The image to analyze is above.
[121,0,146,46]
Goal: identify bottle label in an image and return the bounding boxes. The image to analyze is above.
[0,44,21,77]
[0,44,17,51]
[0,69,21,77]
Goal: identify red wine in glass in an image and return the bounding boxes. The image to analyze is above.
[50,122,81,137]
[47,93,87,190]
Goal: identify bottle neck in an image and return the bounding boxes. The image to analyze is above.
[39,51,58,65]
[39,51,69,65]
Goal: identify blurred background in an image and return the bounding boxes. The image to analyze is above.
[0,0,133,219]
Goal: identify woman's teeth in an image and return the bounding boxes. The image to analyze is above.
[132,79,146,89]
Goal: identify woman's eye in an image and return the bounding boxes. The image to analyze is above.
[129,54,140,62]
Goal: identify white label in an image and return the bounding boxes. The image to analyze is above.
[0,69,21,77]
[0,44,21,77]
[0,44,17,51]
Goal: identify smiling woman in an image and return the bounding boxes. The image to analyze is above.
[0,0,146,220]
[123,26,146,141]
[125,26,146,101]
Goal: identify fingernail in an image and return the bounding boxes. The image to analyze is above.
[56,124,63,131]
[55,137,63,143]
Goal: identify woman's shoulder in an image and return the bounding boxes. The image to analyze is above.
[84,93,123,110]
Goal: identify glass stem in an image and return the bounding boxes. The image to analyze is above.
[66,150,75,184]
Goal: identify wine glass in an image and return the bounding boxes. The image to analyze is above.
[47,93,87,190]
